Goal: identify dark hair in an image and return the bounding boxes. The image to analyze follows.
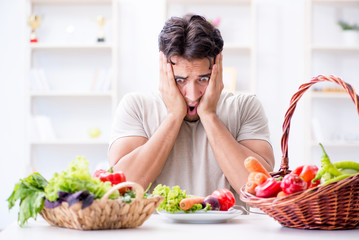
[158,14,224,66]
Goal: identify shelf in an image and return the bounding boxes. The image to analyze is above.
[311,141,359,147]
[25,0,118,173]
[29,91,113,97]
[305,0,359,163]
[311,46,359,51]
[30,139,109,145]
[166,0,251,4]
[312,0,359,4]
[31,0,112,4]
[224,43,251,51]
[29,43,113,50]
[309,91,350,98]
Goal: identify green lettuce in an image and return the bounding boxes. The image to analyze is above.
[45,156,119,201]
[152,184,208,213]
[7,173,48,226]
[153,184,186,213]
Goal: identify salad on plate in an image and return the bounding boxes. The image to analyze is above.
[152,184,245,223]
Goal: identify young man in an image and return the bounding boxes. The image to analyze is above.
[108,15,274,200]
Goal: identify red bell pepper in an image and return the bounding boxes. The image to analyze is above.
[211,188,235,211]
[292,164,320,188]
[93,168,127,194]
[254,177,281,198]
[280,173,307,194]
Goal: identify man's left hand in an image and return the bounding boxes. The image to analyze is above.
[197,52,224,118]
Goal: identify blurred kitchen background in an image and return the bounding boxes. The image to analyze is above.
[1,0,359,229]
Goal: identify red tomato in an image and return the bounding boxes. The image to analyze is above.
[211,188,235,211]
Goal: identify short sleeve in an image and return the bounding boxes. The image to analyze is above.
[236,95,271,143]
[109,93,148,146]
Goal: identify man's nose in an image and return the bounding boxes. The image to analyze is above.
[185,81,202,101]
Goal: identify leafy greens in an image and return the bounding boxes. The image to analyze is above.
[44,156,118,201]
[7,173,48,226]
[8,156,119,227]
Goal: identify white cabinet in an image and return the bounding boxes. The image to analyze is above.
[304,0,359,166]
[25,0,118,178]
[164,0,256,93]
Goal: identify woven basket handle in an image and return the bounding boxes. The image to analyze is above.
[101,181,144,200]
[275,75,359,177]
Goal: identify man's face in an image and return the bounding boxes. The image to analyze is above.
[171,56,212,122]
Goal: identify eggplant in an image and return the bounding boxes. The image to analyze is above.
[203,196,220,211]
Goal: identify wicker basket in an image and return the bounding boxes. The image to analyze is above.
[240,75,359,230]
[41,182,164,230]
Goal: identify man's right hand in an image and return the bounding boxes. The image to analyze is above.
[159,52,187,120]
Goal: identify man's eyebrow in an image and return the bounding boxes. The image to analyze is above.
[174,73,211,79]
[174,75,188,79]
[198,73,211,77]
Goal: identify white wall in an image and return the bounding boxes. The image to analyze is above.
[256,0,307,170]
[117,0,165,96]
[0,0,309,229]
[0,0,27,230]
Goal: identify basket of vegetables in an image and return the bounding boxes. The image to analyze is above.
[240,75,359,230]
[8,157,164,230]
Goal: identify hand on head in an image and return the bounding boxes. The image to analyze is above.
[159,51,187,120]
[197,53,224,118]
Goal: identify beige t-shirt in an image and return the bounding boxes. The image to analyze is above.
[110,91,271,203]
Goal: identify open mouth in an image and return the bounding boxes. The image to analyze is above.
[187,105,197,116]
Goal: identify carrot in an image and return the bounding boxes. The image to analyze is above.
[245,181,258,195]
[244,156,271,178]
[254,172,269,185]
[179,197,205,210]
[247,172,258,182]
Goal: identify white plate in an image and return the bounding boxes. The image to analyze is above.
[157,208,245,224]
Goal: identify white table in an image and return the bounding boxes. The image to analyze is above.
[1,213,358,240]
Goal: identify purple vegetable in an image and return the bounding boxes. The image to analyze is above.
[203,196,220,211]
[67,190,94,209]
[45,199,62,209]
[45,191,70,209]
[45,191,94,209]
[58,191,71,200]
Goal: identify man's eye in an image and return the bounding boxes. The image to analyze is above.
[175,78,185,83]
[199,77,210,82]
